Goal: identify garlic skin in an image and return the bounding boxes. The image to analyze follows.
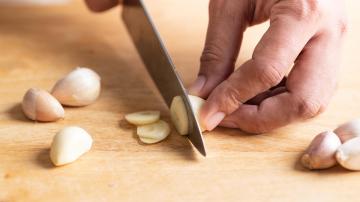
[50,126,93,166]
[51,67,101,107]
[22,88,64,122]
[336,137,360,171]
[301,131,341,170]
[334,119,360,143]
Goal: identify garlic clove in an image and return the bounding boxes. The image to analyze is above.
[50,126,93,166]
[170,95,205,135]
[334,119,360,143]
[336,137,360,170]
[136,120,170,141]
[22,88,64,122]
[300,131,341,170]
[51,67,101,107]
[125,111,160,125]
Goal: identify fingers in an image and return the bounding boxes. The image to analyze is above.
[84,0,119,12]
[188,0,249,98]
[200,10,318,131]
[220,32,342,133]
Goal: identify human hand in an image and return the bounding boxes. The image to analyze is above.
[189,0,347,133]
[84,0,120,12]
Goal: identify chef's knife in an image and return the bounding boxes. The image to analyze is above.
[122,0,206,156]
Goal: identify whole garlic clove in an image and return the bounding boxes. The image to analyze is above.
[51,67,101,107]
[22,88,64,122]
[50,126,93,166]
[301,131,341,170]
[336,137,360,171]
[334,119,360,143]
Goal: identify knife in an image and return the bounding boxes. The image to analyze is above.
[122,0,206,156]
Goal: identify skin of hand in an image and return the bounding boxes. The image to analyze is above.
[188,0,348,133]
[85,0,347,134]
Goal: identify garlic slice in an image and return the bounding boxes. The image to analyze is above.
[125,110,160,125]
[136,120,170,144]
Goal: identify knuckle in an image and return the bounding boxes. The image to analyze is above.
[200,43,227,65]
[276,0,322,22]
[219,80,243,112]
[296,97,326,118]
[254,60,284,88]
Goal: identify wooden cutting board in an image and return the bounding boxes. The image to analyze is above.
[1,1,360,201]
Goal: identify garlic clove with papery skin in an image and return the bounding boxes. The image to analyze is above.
[334,119,360,143]
[336,137,360,171]
[51,67,101,107]
[301,131,341,170]
[22,88,64,122]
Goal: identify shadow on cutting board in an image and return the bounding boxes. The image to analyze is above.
[5,103,28,122]
[35,149,54,169]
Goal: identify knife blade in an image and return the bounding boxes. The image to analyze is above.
[122,0,206,156]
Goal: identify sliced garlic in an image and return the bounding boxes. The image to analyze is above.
[136,120,170,144]
[50,126,93,166]
[336,137,360,170]
[22,88,64,122]
[170,95,205,135]
[51,67,101,107]
[301,131,341,170]
[125,110,160,125]
[139,137,162,144]
[334,119,360,143]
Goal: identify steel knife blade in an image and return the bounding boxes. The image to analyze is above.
[122,0,206,156]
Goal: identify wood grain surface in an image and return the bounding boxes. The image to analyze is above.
[1,1,360,201]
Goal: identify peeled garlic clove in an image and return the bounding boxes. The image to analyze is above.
[125,111,160,125]
[336,137,360,170]
[170,95,205,135]
[50,126,93,166]
[301,131,341,170]
[334,119,360,143]
[51,67,101,107]
[22,88,64,122]
[136,120,170,143]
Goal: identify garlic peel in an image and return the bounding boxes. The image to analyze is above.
[22,88,64,122]
[51,67,101,107]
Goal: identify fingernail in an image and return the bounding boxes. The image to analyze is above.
[188,75,206,95]
[205,112,225,131]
